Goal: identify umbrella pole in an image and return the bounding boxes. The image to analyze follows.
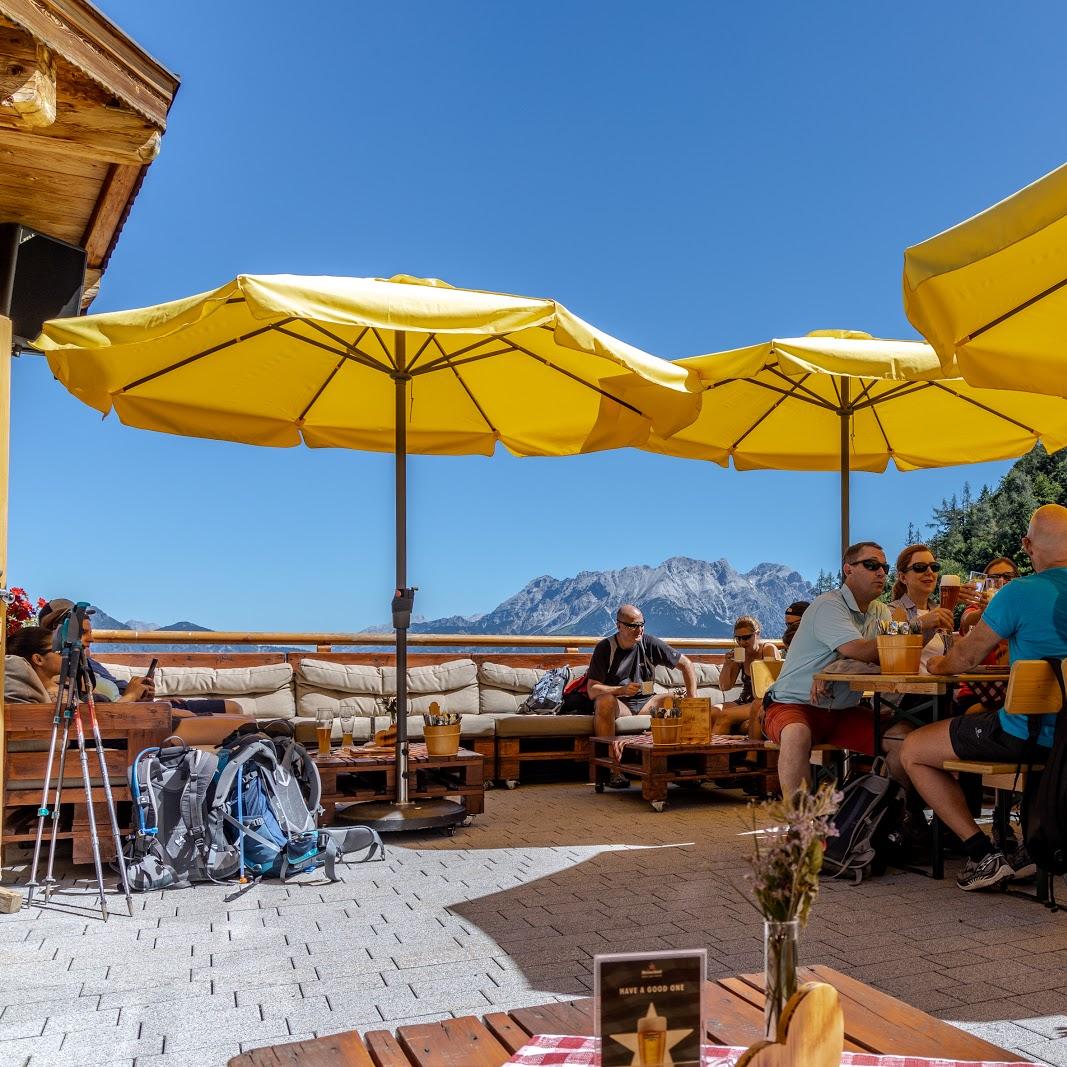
[840,380,850,562]
[394,365,410,806]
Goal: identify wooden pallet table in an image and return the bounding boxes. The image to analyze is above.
[590,734,778,811]
[228,965,1025,1066]
[313,743,485,822]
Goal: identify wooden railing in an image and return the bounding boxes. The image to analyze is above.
[92,630,752,652]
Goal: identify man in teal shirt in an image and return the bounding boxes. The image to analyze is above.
[902,504,1067,892]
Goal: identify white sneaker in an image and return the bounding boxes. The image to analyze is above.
[957,850,1014,891]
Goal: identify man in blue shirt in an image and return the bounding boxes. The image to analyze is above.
[902,504,1067,892]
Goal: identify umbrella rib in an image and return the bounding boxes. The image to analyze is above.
[271,325,391,373]
[302,321,387,368]
[740,377,836,412]
[500,337,645,415]
[868,402,893,455]
[850,381,930,412]
[117,320,292,394]
[730,374,815,451]
[410,347,516,376]
[369,327,398,371]
[413,334,513,376]
[447,361,498,435]
[296,355,347,423]
[764,365,834,408]
[927,380,1042,436]
[404,332,438,373]
[966,275,1067,343]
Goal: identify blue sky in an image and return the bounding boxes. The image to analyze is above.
[11,2,1066,630]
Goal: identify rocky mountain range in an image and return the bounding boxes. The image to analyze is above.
[402,557,812,639]
[85,556,813,651]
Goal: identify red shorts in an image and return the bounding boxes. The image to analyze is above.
[764,701,876,754]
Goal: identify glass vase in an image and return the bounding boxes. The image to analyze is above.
[763,918,799,1039]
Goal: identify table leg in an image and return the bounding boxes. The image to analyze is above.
[644,754,668,811]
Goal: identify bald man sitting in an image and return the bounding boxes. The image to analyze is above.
[588,605,699,786]
[902,504,1067,892]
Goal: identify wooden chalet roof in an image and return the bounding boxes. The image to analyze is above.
[0,0,179,306]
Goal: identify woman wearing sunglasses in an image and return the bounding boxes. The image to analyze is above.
[959,557,1021,637]
[888,544,954,636]
[713,615,779,736]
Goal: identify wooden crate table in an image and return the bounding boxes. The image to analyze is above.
[313,743,484,822]
[590,734,778,812]
[228,965,1027,1066]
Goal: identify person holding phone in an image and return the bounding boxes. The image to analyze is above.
[713,615,779,736]
[37,598,241,715]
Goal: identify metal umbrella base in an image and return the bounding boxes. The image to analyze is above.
[335,798,466,833]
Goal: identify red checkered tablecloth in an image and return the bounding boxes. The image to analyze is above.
[503,1035,1035,1066]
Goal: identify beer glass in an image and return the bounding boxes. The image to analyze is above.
[637,1014,667,1066]
[315,708,334,757]
[939,573,961,613]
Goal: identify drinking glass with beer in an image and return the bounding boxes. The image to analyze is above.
[315,708,334,757]
[637,1013,667,1066]
[939,573,961,614]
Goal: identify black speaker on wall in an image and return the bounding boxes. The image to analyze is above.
[0,223,86,347]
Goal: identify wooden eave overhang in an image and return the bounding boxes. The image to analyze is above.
[0,0,179,306]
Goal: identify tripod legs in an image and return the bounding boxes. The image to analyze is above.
[71,709,108,922]
[85,696,133,916]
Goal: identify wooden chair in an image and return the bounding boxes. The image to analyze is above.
[941,658,1063,899]
[752,659,846,782]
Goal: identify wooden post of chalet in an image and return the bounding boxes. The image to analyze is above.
[0,0,178,866]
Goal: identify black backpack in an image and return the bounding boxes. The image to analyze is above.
[821,760,903,883]
[1021,657,1067,876]
[519,667,570,714]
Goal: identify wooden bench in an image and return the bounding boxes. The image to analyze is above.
[2,701,172,864]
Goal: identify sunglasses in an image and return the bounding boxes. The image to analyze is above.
[734,632,756,642]
[905,561,942,574]
[852,558,889,573]
[618,620,645,630]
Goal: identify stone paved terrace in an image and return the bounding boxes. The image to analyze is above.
[3,779,1067,1067]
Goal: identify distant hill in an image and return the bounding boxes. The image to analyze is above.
[83,555,813,652]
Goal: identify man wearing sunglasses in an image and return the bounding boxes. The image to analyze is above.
[588,605,698,760]
[763,541,895,798]
[903,505,1067,891]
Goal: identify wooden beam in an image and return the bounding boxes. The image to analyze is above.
[0,26,55,127]
[81,161,141,264]
[0,2,178,128]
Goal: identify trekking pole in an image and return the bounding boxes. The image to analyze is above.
[236,763,247,886]
[69,702,108,922]
[25,680,70,908]
[83,685,134,916]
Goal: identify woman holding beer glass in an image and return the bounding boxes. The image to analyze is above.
[959,556,1021,635]
[887,544,955,635]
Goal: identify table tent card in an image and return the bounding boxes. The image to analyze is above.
[595,949,706,1067]
[677,699,712,745]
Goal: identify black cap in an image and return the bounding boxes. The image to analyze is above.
[784,600,810,617]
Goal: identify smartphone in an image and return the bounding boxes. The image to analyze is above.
[145,658,159,682]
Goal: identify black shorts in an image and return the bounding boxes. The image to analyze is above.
[171,697,228,716]
[949,709,1044,763]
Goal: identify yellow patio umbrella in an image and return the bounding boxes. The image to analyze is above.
[37,272,701,829]
[904,161,1067,396]
[641,330,1067,558]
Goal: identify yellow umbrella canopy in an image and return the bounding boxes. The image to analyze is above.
[642,330,1067,556]
[903,161,1067,396]
[37,272,700,826]
[37,273,699,454]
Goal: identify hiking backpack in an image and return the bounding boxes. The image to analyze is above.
[821,759,904,883]
[126,737,231,890]
[519,667,570,714]
[125,724,384,892]
[1021,657,1067,876]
